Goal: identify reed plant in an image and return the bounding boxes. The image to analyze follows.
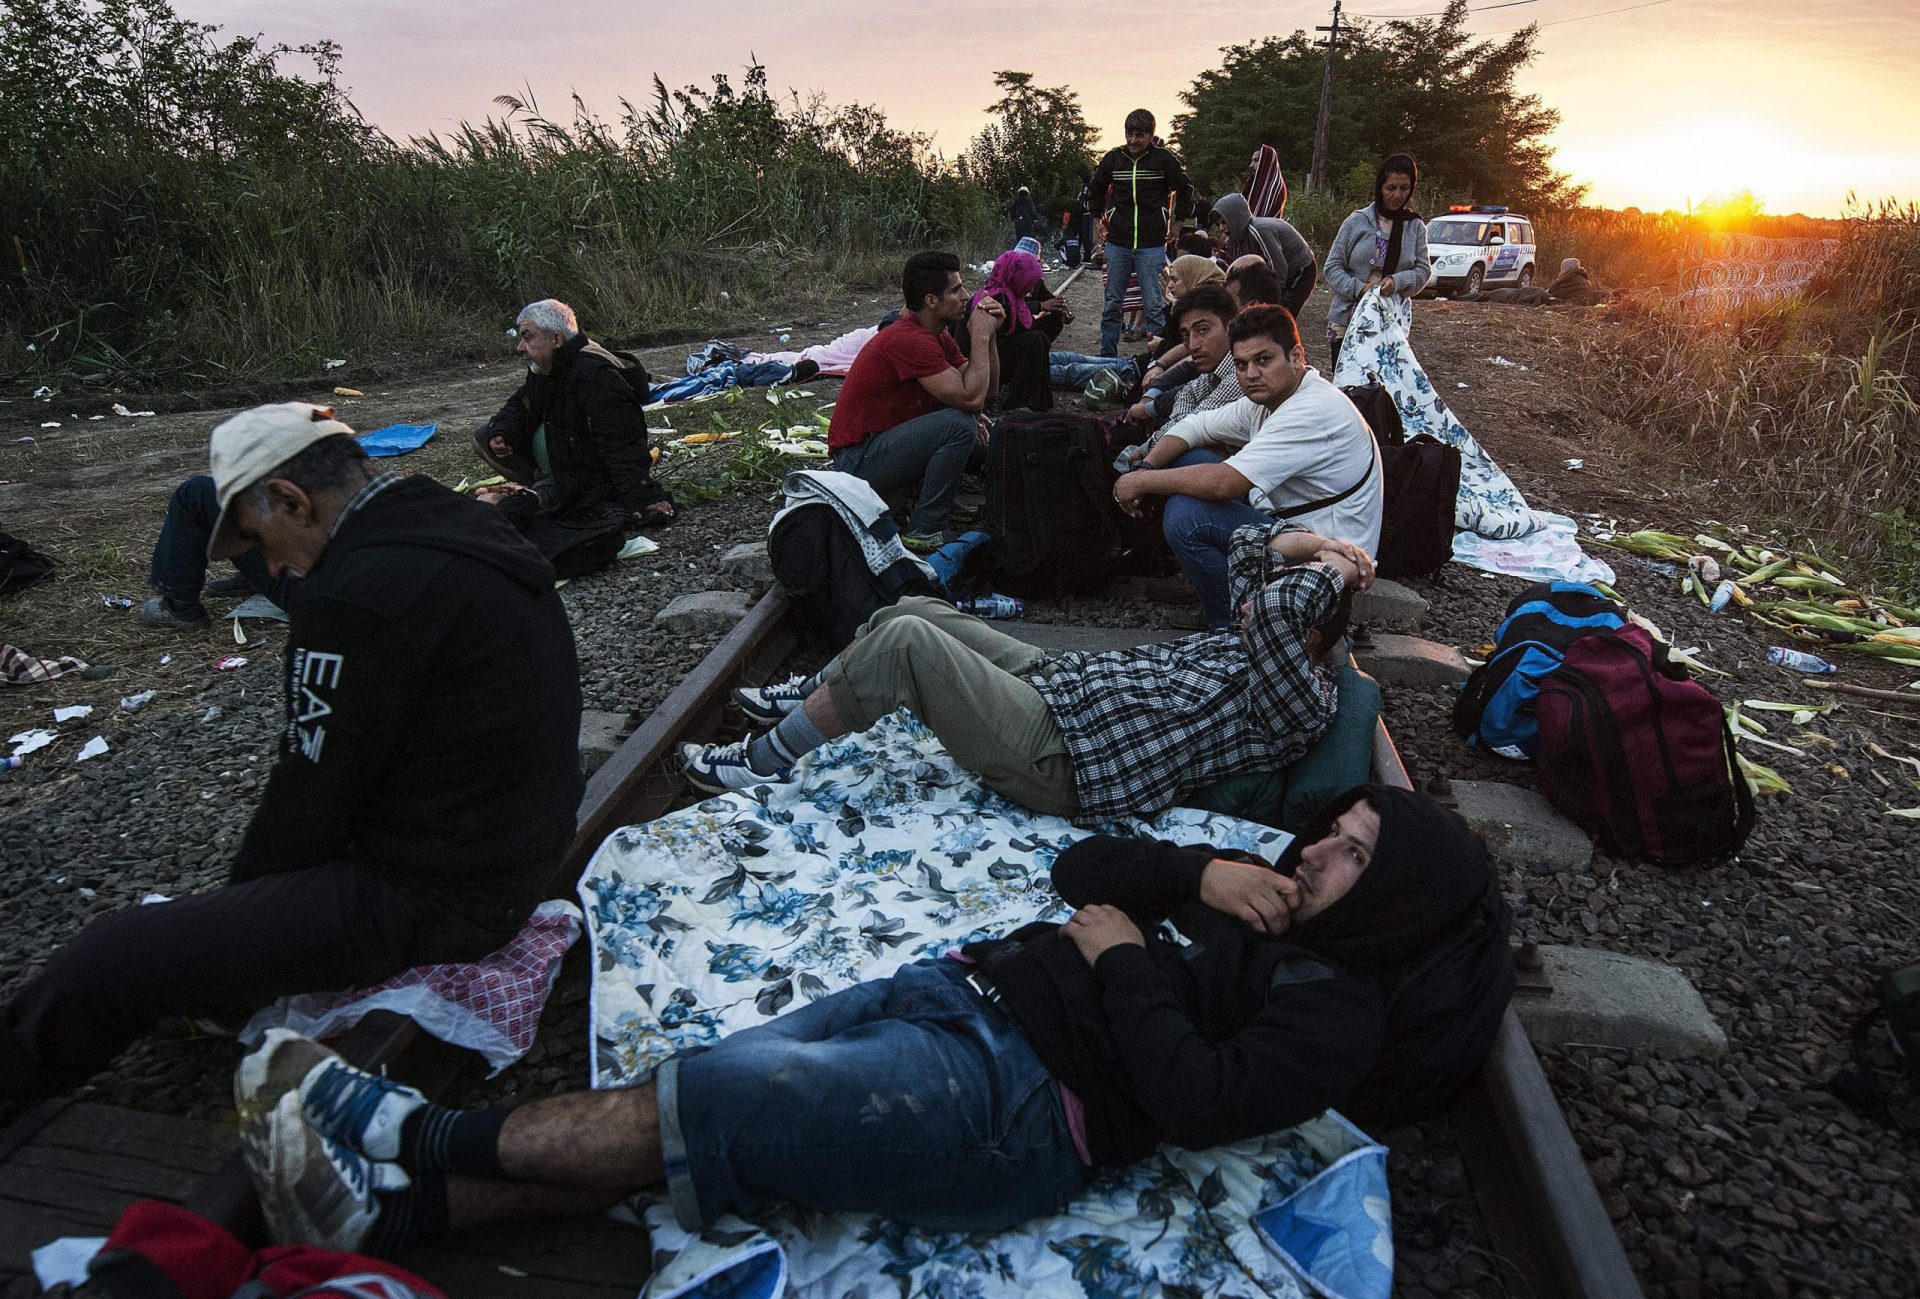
[0,5,998,388]
[1569,200,1920,595]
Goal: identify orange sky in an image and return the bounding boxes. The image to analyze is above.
[182,0,1920,217]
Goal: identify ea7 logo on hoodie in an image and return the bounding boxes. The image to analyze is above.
[290,647,344,762]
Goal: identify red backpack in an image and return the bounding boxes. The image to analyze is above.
[1533,625,1756,865]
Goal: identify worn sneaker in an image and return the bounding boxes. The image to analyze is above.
[252,1090,403,1250]
[732,674,812,727]
[235,1029,339,1166]
[679,738,787,794]
[138,595,210,631]
[203,572,255,597]
[300,1055,428,1163]
[901,531,944,554]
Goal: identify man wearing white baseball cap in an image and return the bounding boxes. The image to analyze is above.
[1,403,585,1107]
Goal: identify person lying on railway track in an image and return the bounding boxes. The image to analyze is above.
[827,250,1002,552]
[0,403,583,1111]
[471,298,679,532]
[235,783,1512,1253]
[1113,305,1382,630]
[679,523,1368,821]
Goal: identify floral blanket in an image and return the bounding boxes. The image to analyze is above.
[1335,289,1613,586]
[579,712,1393,1299]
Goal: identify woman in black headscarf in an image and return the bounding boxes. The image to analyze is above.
[1323,153,1433,369]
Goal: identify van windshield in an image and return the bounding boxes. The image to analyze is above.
[1428,219,1492,246]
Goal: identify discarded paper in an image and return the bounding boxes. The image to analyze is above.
[74,736,108,762]
[10,729,56,757]
[617,536,661,561]
[52,705,93,722]
[120,690,156,711]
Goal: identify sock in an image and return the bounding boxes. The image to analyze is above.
[363,1170,449,1255]
[397,1102,513,1177]
[760,705,829,767]
[797,659,835,695]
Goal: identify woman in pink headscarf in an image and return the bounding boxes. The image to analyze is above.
[961,249,1069,411]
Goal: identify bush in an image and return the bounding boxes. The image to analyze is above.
[0,1,998,387]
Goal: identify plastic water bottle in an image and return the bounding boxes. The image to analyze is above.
[1709,579,1738,614]
[1768,646,1836,674]
[1,756,21,771]
[959,594,1026,620]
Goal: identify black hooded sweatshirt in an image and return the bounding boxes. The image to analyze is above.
[967,784,1510,1165]
[480,333,668,517]
[228,476,584,935]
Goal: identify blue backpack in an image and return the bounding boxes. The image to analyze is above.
[1452,581,1626,758]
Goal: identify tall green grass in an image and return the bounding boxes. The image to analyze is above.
[1568,201,1920,594]
[2,46,998,387]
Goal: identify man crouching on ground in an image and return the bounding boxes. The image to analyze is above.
[0,403,583,1110]
[474,298,678,530]
[681,523,1371,822]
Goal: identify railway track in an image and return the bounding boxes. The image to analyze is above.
[54,587,1641,1296]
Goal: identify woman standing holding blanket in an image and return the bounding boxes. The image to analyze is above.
[1323,152,1432,368]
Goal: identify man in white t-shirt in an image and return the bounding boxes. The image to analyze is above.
[1114,305,1381,628]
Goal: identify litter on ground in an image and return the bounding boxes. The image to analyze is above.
[52,705,93,722]
[74,736,108,762]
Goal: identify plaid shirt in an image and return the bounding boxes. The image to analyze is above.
[325,470,402,545]
[1029,522,1341,821]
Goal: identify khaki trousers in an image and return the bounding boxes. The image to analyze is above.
[825,597,1079,817]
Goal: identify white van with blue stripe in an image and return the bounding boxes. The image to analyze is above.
[1424,205,1537,297]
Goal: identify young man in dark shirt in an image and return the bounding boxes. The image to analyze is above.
[0,404,583,1110]
[1089,108,1193,356]
[237,784,1511,1252]
[827,251,1004,550]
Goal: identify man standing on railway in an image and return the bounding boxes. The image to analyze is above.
[0,403,583,1111]
[1091,109,1193,356]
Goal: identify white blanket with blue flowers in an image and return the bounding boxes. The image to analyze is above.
[579,712,1394,1299]
[1335,288,1613,586]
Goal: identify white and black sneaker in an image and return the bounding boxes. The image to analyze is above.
[679,738,788,794]
[731,674,812,727]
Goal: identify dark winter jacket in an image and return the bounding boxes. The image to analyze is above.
[1091,144,1194,249]
[230,476,584,934]
[480,334,668,517]
[1010,192,1041,237]
[968,784,1511,1164]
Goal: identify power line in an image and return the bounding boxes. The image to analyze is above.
[1527,0,1671,28]
[1350,0,1538,20]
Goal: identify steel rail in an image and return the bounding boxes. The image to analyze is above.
[1371,710,1644,1298]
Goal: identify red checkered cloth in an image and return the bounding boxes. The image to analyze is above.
[239,900,581,1075]
[1,643,90,686]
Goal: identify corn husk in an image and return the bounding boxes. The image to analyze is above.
[1738,753,1792,796]
[1738,558,1792,585]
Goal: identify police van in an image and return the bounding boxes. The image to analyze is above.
[1424,205,1537,297]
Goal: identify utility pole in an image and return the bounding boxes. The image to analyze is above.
[1309,0,1343,193]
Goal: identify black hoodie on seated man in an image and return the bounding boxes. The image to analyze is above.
[0,403,583,1110]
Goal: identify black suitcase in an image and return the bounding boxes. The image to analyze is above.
[984,411,1123,598]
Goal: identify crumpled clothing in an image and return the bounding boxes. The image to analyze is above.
[650,360,796,404]
[1,643,90,686]
[239,900,581,1075]
[768,469,937,590]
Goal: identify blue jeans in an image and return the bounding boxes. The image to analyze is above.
[1049,351,1135,387]
[1160,449,1272,629]
[657,958,1085,1232]
[1101,242,1168,355]
[830,406,977,536]
[148,475,292,608]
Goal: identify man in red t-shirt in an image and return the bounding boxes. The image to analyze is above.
[827,251,1004,549]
